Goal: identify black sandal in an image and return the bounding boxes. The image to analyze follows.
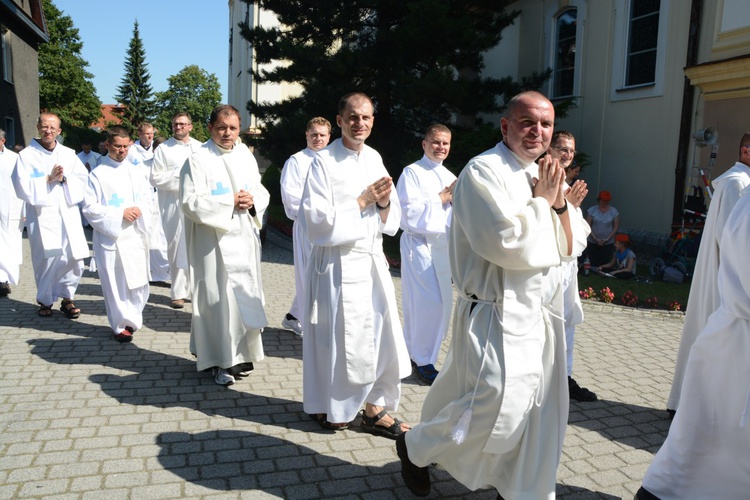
[37,304,53,317]
[60,299,80,319]
[360,409,406,440]
[309,413,349,431]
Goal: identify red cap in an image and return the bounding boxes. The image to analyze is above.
[598,190,612,201]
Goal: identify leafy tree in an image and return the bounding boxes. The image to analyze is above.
[39,0,101,129]
[153,65,222,142]
[239,0,550,173]
[114,20,155,131]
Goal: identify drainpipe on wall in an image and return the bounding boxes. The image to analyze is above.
[672,0,703,224]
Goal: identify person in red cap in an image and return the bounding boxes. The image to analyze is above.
[585,190,619,268]
[597,233,636,279]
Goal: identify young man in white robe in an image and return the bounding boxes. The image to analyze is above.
[396,124,456,385]
[180,105,269,386]
[637,185,750,500]
[279,116,331,337]
[300,92,412,435]
[397,92,588,499]
[546,131,596,402]
[76,141,101,171]
[83,126,152,343]
[150,113,202,309]
[128,122,170,283]
[0,128,24,297]
[667,132,750,414]
[12,113,89,318]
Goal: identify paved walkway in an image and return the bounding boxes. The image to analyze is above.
[0,226,683,499]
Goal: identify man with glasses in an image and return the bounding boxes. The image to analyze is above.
[83,126,153,342]
[546,131,596,402]
[12,113,89,318]
[667,132,750,415]
[150,113,201,308]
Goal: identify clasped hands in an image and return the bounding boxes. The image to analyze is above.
[234,189,254,211]
[357,176,392,211]
[122,207,142,222]
[533,156,588,210]
[440,180,457,204]
[47,164,64,184]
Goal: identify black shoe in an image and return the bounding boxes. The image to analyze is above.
[396,432,430,497]
[0,282,9,297]
[414,364,439,385]
[569,377,597,402]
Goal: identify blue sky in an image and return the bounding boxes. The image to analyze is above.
[56,1,230,103]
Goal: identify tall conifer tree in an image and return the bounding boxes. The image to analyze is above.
[239,0,550,173]
[115,20,155,130]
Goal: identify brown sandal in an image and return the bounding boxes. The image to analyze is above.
[38,304,53,317]
[60,299,80,318]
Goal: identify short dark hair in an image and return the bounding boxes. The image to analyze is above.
[208,105,241,125]
[106,125,131,143]
[338,92,374,115]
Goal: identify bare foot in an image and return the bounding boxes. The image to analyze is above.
[365,403,411,432]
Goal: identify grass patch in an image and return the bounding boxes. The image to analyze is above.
[578,268,690,311]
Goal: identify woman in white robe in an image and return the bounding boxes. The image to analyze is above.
[180,105,269,386]
[639,185,750,499]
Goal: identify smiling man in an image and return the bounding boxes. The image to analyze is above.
[396,124,457,385]
[12,112,89,318]
[299,92,411,436]
[83,126,153,342]
[397,91,588,499]
[279,117,332,338]
[180,105,270,386]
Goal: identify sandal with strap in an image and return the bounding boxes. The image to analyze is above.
[309,413,349,431]
[60,299,81,319]
[360,409,407,440]
[37,304,53,317]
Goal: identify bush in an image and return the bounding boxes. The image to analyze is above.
[599,287,615,304]
[261,165,282,206]
[620,290,638,307]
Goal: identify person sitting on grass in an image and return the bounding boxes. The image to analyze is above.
[597,233,636,279]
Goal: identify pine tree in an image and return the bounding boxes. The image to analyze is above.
[39,0,102,129]
[115,20,155,131]
[239,0,550,173]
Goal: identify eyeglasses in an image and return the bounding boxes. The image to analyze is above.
[173,122,192,128]
[552,146,576,156]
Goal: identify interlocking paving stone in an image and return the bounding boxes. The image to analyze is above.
[0,226,685,498]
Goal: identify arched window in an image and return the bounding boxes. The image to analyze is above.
[553,8,577,98]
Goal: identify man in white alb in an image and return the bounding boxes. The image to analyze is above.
[12,112,89,318]
[180,105,269,386]
[128,122,170,283]
[279,116,331,337]
[83,126,152,342]
[300,92,411,436]
[0,128,24,297]
[150,112,201,308]
[667,132,750,414]
[396,123,456,385]
[76,140,101,171]
[397,91,587,499]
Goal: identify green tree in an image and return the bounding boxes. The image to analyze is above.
[114,20,155,131]
[239,0,550,173]
[39,0,102,129]
[153,65,222,142]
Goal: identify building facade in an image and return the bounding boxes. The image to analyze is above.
[0,0,48,147]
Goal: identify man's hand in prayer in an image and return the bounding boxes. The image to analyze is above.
[440,179,457,204]
[532,155,565,208]
[47,164,64,183]
[123,207,142,222]
[565,179,588,208]
[358,176,392,211]
[234,189,254,211]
